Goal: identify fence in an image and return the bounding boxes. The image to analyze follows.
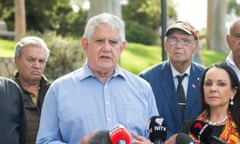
[0,57,15,78]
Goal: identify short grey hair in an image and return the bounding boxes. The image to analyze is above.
[82,13,126,42]
[14,36,50,61]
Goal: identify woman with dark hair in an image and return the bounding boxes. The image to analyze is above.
[165,62,240,144]
[179,62,240,143]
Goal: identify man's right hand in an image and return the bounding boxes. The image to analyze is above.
[77,130,98,144]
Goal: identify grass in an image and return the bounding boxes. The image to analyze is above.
[0,39,15,57]
[0,38,228,74]
[120,43,162,74]
[120,42,228,74]
[202,50,227,66]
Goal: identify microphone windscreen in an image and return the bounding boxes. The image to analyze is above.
[176,133,194,144]
[110,124,131,144]
[190,120,205,137]
[87,130,112,144]
[147,115,167,142]
[190,120,213,143]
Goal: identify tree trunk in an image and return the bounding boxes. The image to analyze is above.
[206,0,213,50]
[88,0,121,19]
[15,0,26,41]
[207,0,228,52]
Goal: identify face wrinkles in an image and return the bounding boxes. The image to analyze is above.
[165,31,196,64]
[85,24,124,76]
[203,67,235,108]
[16,46,46,83]
[95,37,119,61]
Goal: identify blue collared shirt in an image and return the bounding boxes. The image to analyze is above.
[37,63,159,144]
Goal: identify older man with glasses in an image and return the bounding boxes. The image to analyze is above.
[139,21,205,139]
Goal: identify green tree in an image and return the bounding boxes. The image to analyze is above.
[25,0,58,32]
[54,5,88,38]
[0,0,87,38]
[122,0,176,30]
[0,0,12,19]
[227,0,240,15]
[121,0,176,45]
[1,0,58,31]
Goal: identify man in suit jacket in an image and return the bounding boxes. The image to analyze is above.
[140,21,205,138]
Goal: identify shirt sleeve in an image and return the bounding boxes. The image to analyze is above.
[36,85,66,144]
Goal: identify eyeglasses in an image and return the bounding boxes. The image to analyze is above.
[167,37,194,46]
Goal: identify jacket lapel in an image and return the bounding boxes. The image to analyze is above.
[185,64,202,118]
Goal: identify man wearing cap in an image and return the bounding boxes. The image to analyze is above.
[139,21,205,138]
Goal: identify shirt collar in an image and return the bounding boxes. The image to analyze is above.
[14,71,49,89]
[77,63,125,81]
[226,51,236,67]
[169,61,191,78]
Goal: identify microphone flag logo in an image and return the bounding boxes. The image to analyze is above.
[193,121,203,129]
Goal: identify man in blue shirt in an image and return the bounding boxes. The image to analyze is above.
[36,13,158,144]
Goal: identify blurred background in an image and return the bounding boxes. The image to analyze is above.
[0,0,239,80]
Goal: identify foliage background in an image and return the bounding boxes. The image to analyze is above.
[0,0,178,45]
[0,38,228,80]
[0,0,233,80]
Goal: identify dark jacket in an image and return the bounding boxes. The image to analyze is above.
[0,77,26,144]
[139,61,205,138]
[14,73,50,144]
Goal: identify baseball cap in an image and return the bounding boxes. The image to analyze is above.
[165,21,199,40]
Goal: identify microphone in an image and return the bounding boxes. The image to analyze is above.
[147,115,167,144]
[109,124,131,144]
[175,133,195,144]
[190,120,228,144]
[86,130,112,144]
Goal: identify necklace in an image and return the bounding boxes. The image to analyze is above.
[207,115,228,126]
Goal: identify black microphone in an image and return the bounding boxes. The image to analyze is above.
[175,133,195,144]
[147,115,167,144]
[190,120,228,144]
[86,130,112,144]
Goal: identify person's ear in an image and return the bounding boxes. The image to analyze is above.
[81,38,89,51]
[120,41,127,52]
